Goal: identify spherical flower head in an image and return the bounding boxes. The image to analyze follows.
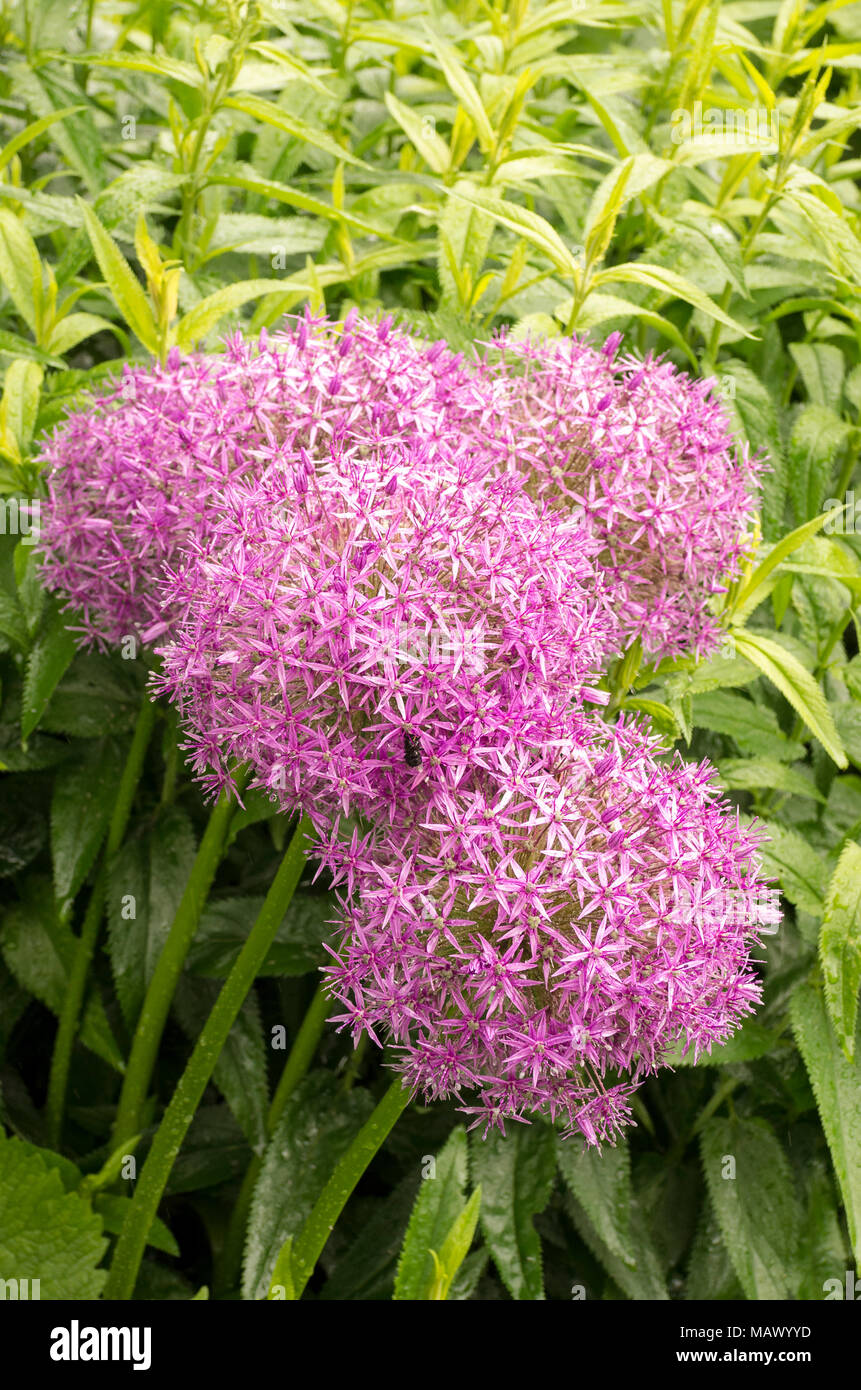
[155,445,616,828]
[476,332,763,662]
[220,305,505,473]
[36,348,267,648]
[37,309,502,649]
[319,717,772,1144]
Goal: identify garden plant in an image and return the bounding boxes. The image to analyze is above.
[0,0,860,1315]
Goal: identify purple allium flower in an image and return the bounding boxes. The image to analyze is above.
[37,310,500,649]
[155,447,615,826]
[318,717,771,1144]
[474,333,762,661]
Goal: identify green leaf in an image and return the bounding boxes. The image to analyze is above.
[384,93,451,175]
[78,200,159,353]
[593,261,753,335]
[717,359,787,538]
[186,892,330,978]
[716,756,824,801]
[173,975,268,1152]
[47,312,118,356]
[426,28,494,152]
[556,1135,636,1267]
[691,690,805,760]
[106,807,197,1025]
[394,1127,468,1300]
[730,505,845,619]
[0,106,86,175]
[0,359,43,454]
[0,209,42,335]
[223,94,369,169]
[242,1072,374,1301]
[426,1186,482,1300]
[447,187,581,278]
[469,1121,555,1300]
[563,1177,669,1299]
[732,628,847,767]
[791,981,861,1263]
[789,341,845,412]
[788,406,852,524]
[700,1116,802,1300]
[21,601,77,740]
[0,1131,107,1298]
[819,840,861,1059]
[757,819,829,915]
[1,881,123,1072]
[175,279,311,350]
[51,738,123,912]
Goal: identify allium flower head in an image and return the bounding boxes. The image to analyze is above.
[320,718,771,1144]
[476,332,762,661]
[37,309,500,648]
[156,446,615,826]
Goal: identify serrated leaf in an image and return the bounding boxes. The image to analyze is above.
[79,201,158,353]
[51,738,123,912]
[556,1135,636,1267]
[186,892,331,978]
[173,975,268,1152]
[0,882,123,1073]
[175,279,310,349]
[394,1127,468,1300]
[757,819,829,915]
[716,756,824,801]
[0,1131,107,1298]
[469,1121,555,1300]
[700,1116,802,1300]
[107,807,197,1025]
[788,406,851,524]
[819,841,861,1058]
[242,1072,374,1301]
[732,628,847,767]
[791,982,861,1263]
[21,600,76,740]
[426,1185,482,1300]
[691,690,805,760]
[384,93,450,175]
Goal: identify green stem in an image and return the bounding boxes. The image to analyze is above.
[216,981,331,1294]
[104,816,312,1300]
[112,780,246,1149]
[289,1075,413,1300]
[45,696,158,1147]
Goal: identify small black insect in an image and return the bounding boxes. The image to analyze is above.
[404,731,423,768]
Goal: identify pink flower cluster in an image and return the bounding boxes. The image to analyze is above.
[155,448,614,826]
[471,332,762,660]
[38,310,772,1142]
[320,722,766,1142]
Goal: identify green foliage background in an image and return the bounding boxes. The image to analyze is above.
[1,0,861,1301]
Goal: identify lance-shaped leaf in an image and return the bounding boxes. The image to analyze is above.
[819,841,861,1059]
[78,200,159,353]
[394,1127,468,1300]
[470,1121,555,1300]
[700,1116,802,1300]
[791,981,861,1263]
[731,627,847,767]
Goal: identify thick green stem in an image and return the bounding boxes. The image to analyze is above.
[45,696,158,1147]
[104,816,312,1301]
[216,980,331,1294]
[289,1075,413,1300]
[112,778,247,1149]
